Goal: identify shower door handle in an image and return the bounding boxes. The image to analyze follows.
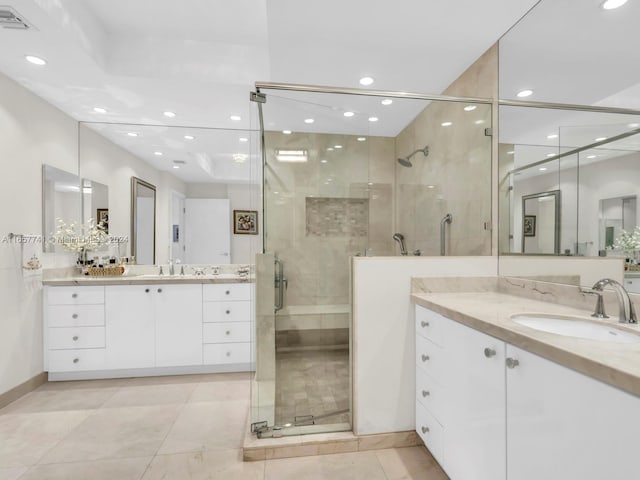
[274,258,286,312]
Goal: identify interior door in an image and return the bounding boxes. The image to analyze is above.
[185,198,231,264]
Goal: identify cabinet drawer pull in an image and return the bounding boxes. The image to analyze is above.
[225,330,231,335]
[71,293,78,299]
[484,347,496,358]
[506,357,520,369]
[73,358,79,364]
[421,426,429,434]
[157,288,163,293]
[421,321,429,328]
[421,354,430,362]
[422,390,430,397]
[225,310,231,314]
[72,336,79,341]
[145,288,150,293]
[72,313,78,319]
[226,351,231,357]
[225,290,230,295]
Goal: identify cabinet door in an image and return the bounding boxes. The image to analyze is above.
[442,317,506,480]
[506,345,640,479]
[105,285,155,369]
[155,284,203,367]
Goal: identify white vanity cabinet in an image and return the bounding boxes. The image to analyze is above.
[416,304,640,480]
[506,345,640,480]
[415,306,505,480]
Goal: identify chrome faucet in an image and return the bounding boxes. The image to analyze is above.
[591,278,637,324]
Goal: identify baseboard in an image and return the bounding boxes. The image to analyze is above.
[0,372,47,410]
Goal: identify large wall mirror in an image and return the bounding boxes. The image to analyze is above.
[131,177,156,264]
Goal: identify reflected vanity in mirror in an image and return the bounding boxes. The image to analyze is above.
[522,190,560,255]
[42,165,81,253]
[131,177,156,264]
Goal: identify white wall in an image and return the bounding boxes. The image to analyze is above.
[352,256,498,435]
[0,72,78,394]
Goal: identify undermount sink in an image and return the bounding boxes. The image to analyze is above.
[511,314,640,344]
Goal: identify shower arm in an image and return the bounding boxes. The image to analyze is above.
[440,213,452,256]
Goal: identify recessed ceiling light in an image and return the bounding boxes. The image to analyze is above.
[239,137,249,142]
[184,135,195,140]
[507,151,514,155]
[368,117,379,122]
[127,132,138,137]
[381,99,393,106]
[327,147,334,151]
[343,111,355,117]
[359,76,374,86]
[357,137,366,142]
[282,130,292,135]
[441,121,453,127]
[516,89,533,98]
[368,182,374,186]
[463,105,477,111]
[25,55,46,66]
[595,136,607,142]
[334,145,343,149]
[230,115,242,121]
[93,107,107,114]
[427,185,435,189]
[163,111,176,118]
[276,149,308,163]
[154,151,163,156]
[628,123,640,128]
[320,159,328,164]
[586,155,597,159]
[601,0,628,10]
[547,134,558,139]
[539,167,547,171]
[304,118,315,124]
[173,165,180,169]
[546,153,556,157]
[475,120,485,125]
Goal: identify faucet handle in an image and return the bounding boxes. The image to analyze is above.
[158,265,164,275]
[580,289,609,319]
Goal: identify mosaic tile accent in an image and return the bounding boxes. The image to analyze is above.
[306,197,369,237]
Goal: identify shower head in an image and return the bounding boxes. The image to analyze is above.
[397,146,429,167]
[392,233,407,256]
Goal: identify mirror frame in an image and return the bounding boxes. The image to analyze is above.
[131,176,156,264]
[521,189,561,255]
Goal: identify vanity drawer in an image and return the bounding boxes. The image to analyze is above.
[48,348,106,372]
[47,286,105,305]
[416,401,444,464]
[203,342,251,365]
[203,301,250,323]
[48,326,105,350]
[416,306,448,347]
[203,283,250,302]
[416,334,447,385]
[416,367,446,421]
[203,322,251,344]
[47,304,105,327]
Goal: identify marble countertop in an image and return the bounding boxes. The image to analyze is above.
[43,274,253,286]
[412,291,640,397]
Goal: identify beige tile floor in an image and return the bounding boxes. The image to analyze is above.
[0,373,448,480]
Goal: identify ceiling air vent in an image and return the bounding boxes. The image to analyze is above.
[0,6,32,30]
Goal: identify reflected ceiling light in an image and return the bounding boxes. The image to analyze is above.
[233,153,248,163]
[463,105,477,111]
[127,132,138,137]
[327,147,334,151]
[441,121,453,127]
[184,135,195,140]
[154,151,163,156]
[381,99,393,106]
[276,149,308,163]
[539,167,547,171]
[628,123,640,128]
[601,0,628,9]
[93,107,107,114]
[368,182,374,186]
[343,111,355,117]
[230,115,242,121]
[239,137,249,142]
[507,151,514,155]
[547,134,558,139]
[475,120,485,124]
[359,76,374,86]
[587,155,597,159]
[172,165,180,169]
[595,136,607,142]
[282,130,292,134]
[516,89,533,98]
[357,137,366,142]
[427,185,435,189]
[334,145,343,149]
[546,153,556,157]
[163,111,176,118]
[25,55,46,66]
[304,118,315,124]
[368,116,379,122]
[320,159,328,163]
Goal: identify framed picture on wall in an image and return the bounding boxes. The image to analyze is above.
[97,208,109,234]
[233,210,258,235]
[523,215,536,237]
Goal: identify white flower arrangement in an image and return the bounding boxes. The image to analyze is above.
[50,218,110,254]
[611,226,640,252]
